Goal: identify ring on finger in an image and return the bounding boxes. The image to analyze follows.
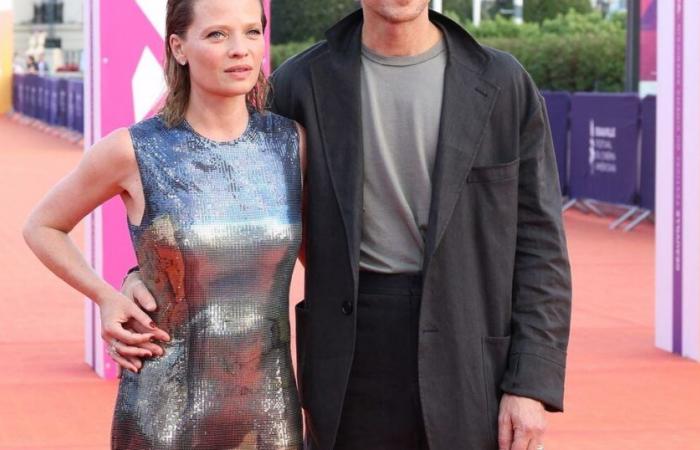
[109,338,120,356]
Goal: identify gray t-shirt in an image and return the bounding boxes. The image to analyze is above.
[359,39,447,273]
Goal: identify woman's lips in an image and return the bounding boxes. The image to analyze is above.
[224,65,253,79]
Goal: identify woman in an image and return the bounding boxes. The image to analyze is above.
[23,0,304,448]
[26,55,39,73]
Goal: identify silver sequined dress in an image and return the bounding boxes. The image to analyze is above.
[111,112,303,449]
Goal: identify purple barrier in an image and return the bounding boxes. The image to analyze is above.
[11,74,84,133]
[72,80,84,133]
[66,80,75,131]
[12,74,22,112]
[17,75,25,114]
[33,75,42,118]
[569,93,641,205]
[36,77,44,120]
[57,78,69,127]
[640,96,656,211]
[542,91,571,195]
[39,77,51,123]
[47,78,61,125]
[18,75,28,115]
[27,74,39,118]
[21,75,29,116]
[65,79,84,133]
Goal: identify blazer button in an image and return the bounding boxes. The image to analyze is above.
[341,301,353,315]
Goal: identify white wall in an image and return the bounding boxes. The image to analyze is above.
[64,0,82,24]
[12,0,82,24]
[11,0,32,23]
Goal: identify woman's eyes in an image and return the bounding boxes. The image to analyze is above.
[207,29,261,39]
[207,31,226,39]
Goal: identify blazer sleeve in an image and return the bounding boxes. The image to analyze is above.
[499,78,572,412]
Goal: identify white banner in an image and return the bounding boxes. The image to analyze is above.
[656,0,700,361]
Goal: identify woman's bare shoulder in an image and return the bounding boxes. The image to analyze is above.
[80,127,138,181]
[91,127,133,156]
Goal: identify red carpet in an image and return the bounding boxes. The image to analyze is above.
[1,116,699,449]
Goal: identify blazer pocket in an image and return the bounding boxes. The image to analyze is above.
[481,335,512,443]
[294,300,309,406]
[467,159,520,184]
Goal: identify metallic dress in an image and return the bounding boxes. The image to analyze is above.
[111,111,303,450]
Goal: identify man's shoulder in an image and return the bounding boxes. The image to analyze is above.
[269,41,329,117]
[436,12,529,87]
[272,40,329,85]
[466,44,540,107]
[482,46,524,69]
[475,46,543,117]
[479,45,531,85]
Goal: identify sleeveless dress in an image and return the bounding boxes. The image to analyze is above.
[111,111,303,450]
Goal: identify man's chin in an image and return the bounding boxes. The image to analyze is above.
[379,9,427,24]
[368,1,429,24]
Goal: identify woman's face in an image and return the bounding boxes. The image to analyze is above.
[173,0,265,99]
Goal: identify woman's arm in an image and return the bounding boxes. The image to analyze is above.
[23,128,169,372]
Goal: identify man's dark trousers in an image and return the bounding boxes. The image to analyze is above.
[334,272,428,450]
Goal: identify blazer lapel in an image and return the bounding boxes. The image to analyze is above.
[423,60,499,270]
[310,21,364,282]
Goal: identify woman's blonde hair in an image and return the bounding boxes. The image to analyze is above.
[160,0,269,127]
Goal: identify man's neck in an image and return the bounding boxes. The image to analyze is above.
[361,8,442,57]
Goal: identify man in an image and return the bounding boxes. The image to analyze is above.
[36,53,50,75]
[122,2,572,449]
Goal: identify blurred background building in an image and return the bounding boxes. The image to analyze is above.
[12,0,83,74]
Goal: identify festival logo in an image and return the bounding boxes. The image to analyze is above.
[588,119,618,175]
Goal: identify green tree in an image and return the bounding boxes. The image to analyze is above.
[270,6,626,93]
[443,0,472,22]
[523,0,593,23]
[271,0,359,44]
[435,10,626,92]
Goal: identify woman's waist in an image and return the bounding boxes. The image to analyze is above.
[149,302,292,342]
[136,338,295,379]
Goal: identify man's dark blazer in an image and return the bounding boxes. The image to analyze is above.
[270,9,572,450]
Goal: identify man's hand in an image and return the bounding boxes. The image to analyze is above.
[100,291,159,373]
[111,271,169,371]
[122,270,158,312]
[498,393,547,450]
